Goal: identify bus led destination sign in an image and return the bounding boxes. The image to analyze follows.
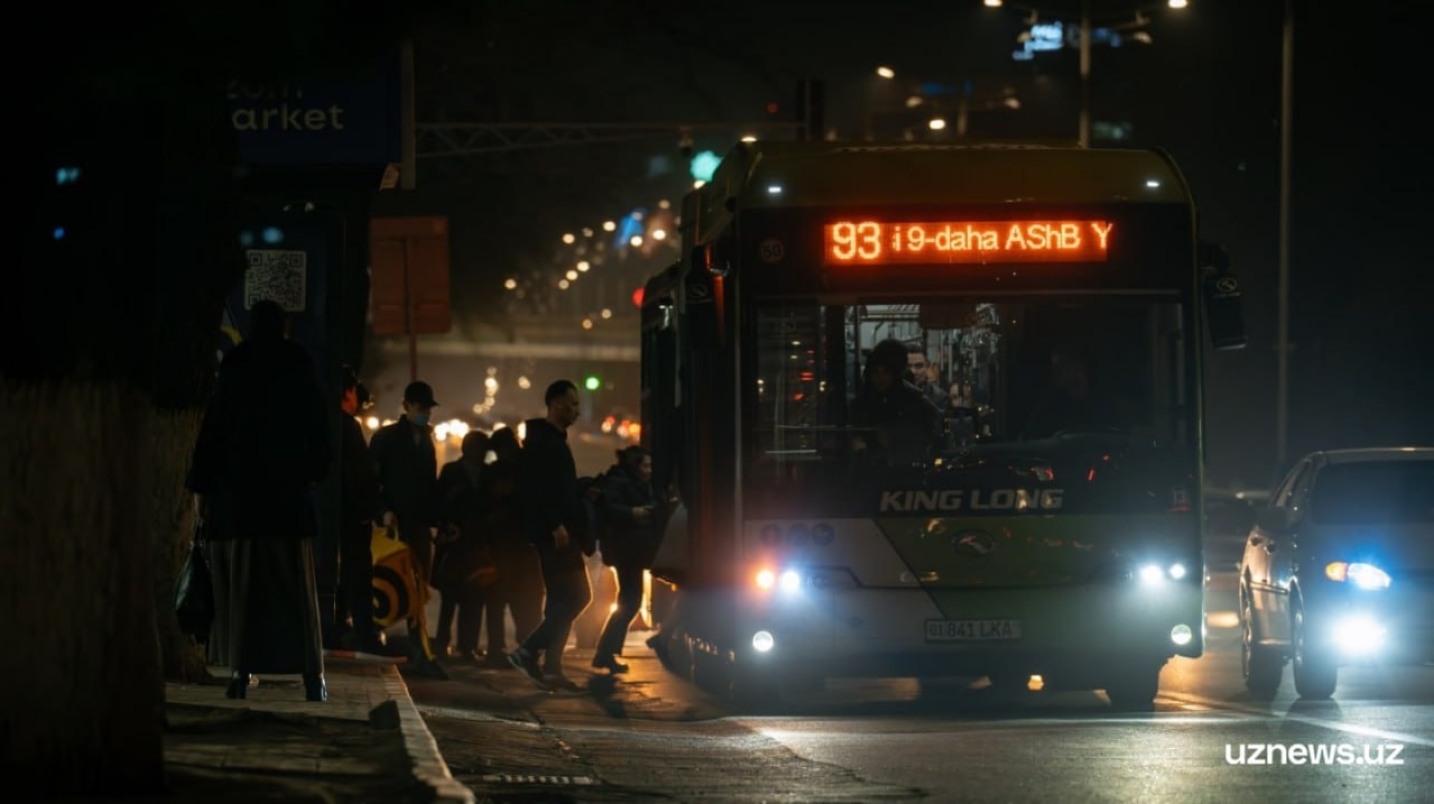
[824,220,1113,265]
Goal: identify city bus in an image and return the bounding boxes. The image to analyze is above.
[639,141,1246,709]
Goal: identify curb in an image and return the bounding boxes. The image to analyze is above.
[378,665,475,804]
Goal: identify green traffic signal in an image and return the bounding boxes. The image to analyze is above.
[584,375,601,391]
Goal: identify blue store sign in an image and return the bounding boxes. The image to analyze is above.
[228,49,403,169]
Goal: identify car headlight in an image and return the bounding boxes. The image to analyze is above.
[1324,561,1392,590]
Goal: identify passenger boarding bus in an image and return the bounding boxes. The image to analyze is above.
[639,142,1246,709]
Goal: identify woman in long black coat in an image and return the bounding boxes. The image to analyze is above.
[186,300,332,701]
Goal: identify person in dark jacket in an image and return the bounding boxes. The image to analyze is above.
[506,379,592,691]
[849,338,943,469]
[334,366,397,659]
[592,446,658,673]
[369,381,441,577]
[433,430,493,660]
[483,426,542,667]
[186,299,332,702]
[369,380,447,678]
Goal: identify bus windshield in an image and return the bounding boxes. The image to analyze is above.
[744,297,1196,518]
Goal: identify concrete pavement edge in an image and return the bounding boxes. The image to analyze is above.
[378,665,475,804]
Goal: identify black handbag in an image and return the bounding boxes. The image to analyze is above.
[174,528,214,642]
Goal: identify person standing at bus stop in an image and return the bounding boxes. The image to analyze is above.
[369,380,447,678]
[507,379,593,691]
[479,425,542,666]
[186,299,331,701]
[333,366,401,659]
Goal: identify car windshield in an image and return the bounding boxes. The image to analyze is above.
[1309,458,1434,525]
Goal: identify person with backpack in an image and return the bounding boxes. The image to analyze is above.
[592,446,658,673]
[432,430,496,661]
[481,426,541,667]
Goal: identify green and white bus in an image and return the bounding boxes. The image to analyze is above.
[640,141,1246,709]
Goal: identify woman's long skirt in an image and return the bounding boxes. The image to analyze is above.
[208,536,324,675]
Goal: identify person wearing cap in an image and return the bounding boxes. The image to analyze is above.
[370,380,442,574]
[369,380,446,676]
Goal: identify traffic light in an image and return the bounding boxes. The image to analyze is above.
[584,374,601,391]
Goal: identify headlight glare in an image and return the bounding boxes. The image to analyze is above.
[779,569,802,593]
[1347,562,1392,590]
[1325,561,1391,590]
[752,630,775,652]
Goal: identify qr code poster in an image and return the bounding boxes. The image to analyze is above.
[244,249,308,312]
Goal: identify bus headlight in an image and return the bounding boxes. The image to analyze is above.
[779,569,802,593]
[752,566,806,594]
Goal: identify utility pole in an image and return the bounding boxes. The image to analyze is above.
[1078,0,1092,147]
[1276,0,1294,470]
[799,78,826,142]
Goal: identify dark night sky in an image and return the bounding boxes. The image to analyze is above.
[400,0,1434,487]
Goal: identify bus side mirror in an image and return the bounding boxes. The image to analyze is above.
[686,242,732,352]
[685,250,722,352]
[1199,243,1247,351]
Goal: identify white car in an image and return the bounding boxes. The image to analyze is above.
[1238,447,1434,699]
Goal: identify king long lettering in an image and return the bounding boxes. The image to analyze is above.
[879,489,1064,512]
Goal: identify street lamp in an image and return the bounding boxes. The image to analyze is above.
[986,1,1189,147]
[866,66,1021,141]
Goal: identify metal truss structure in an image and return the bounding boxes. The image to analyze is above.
[415,121,799,158]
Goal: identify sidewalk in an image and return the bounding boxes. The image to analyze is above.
[161,658,473,804]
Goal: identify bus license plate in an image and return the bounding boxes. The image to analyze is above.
[925,619,1022,642]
